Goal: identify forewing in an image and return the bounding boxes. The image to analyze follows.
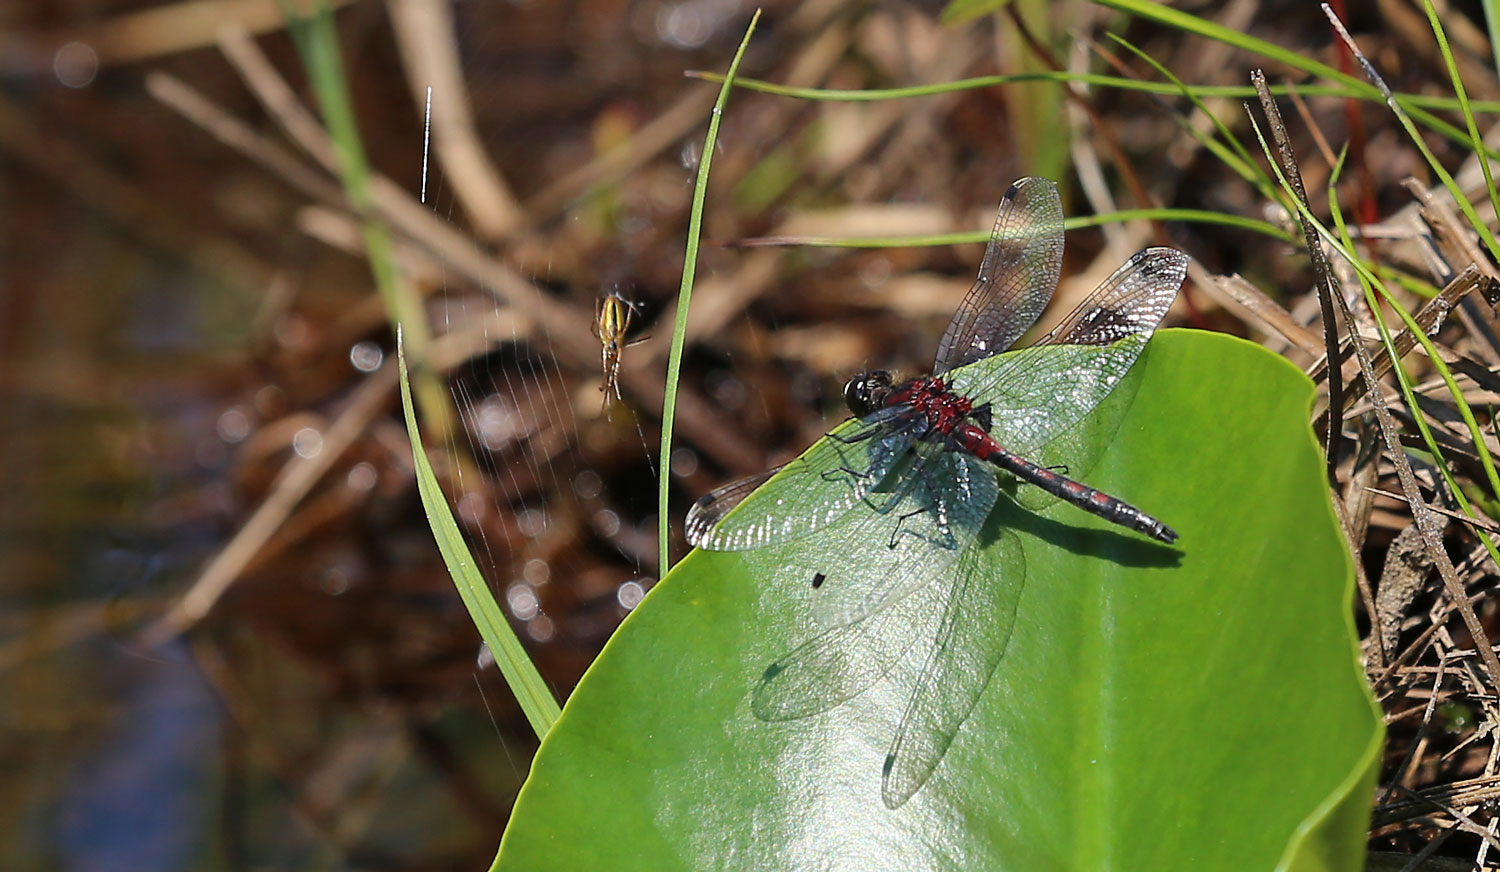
[882,526,1025,809]
[933,178,1065,374]
[684,407,922,552]
[946,247,1187,456]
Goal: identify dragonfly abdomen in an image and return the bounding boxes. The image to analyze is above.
[952,424,1178,544]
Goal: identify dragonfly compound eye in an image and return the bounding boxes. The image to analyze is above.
[844,370,891,416]
[843,374,867,413]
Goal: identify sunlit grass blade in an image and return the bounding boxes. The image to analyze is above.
[1105,33,1277,203]
[1328,194,1500,539]
[691,0,1500,168]
[396,329,561,740]
[1096,0,1500,161]
[940,0,1011,26]
[283,1,455,440]
[1385,270,1441,302]
[1487,0,1500,94]
[658,10,761,573]
[1412,0,1500,259]
[1322,7,1500,264]
[689,69,1500,115]
[729,208,1291,250]
[998,2,1067,184]
[1247,113,1500,571]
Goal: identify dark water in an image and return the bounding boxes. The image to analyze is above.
[0,115,541,871]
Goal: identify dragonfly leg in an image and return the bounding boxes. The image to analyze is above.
[818,464,875,495]
[863,452,931,517]
[884,472,962,550]
[821,432,922,494]
[886,504,961,550]
[825,425,879,445]
[887,506,929,549]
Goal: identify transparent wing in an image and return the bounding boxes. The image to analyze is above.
[1008,351,1149,515]
[752,452,999,717]
[752,574,942,721]
[882,525,1025,809]
[946,247,1188,456]
[684,406,924,552]
[809,450,997,628]
[932,177,1065,374]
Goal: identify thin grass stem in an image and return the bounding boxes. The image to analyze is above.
[658,11,762,573]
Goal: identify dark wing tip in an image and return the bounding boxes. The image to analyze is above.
[1138,246,1191,275]
[682,466,784,549]
[880,754,915,809]
[684,489,735,547]
[683,502,715,546]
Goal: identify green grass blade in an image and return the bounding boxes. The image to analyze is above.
[1384,270,1441,301]
[283,2,455,439]
[1003,0,1068,183]
[705,0,1500,160]
[690,68,1500,114]
[1247,114,1500,569]
[1097,0,1500,161]
[1327,204,1500,566]
[736,208,1291,250]
[1322,10,1500,263]
[1327,187,1500,526]
[1095,0,1349,85]
[1418,0,1500,257]
[657,10,761,574]
[940,0,1012,26]
[1487,0,1500,97]
[1105,33,1277,202]
[396,329,561,738]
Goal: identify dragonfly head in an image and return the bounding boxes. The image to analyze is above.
[844,370,893,417]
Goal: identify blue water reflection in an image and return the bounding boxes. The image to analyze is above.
[56,640,221,872]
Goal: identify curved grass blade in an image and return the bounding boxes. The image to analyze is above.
[285,2,453,439]
[1097,0,1500,160]
[657,10,761,572]
[731,209,1292,251]
[396,328,560,739]
[690,67,1500,114]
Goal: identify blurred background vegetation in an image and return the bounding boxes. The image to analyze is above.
[6,0,1500,868]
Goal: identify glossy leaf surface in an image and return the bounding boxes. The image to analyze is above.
[496,330,1380,871]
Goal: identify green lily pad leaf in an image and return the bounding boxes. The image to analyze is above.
[495,330,1381,871]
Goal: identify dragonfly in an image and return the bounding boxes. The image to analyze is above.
[683,177,1189,809]
[593,287,646,417]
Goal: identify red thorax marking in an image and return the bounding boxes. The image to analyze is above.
[894,378,975,435]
